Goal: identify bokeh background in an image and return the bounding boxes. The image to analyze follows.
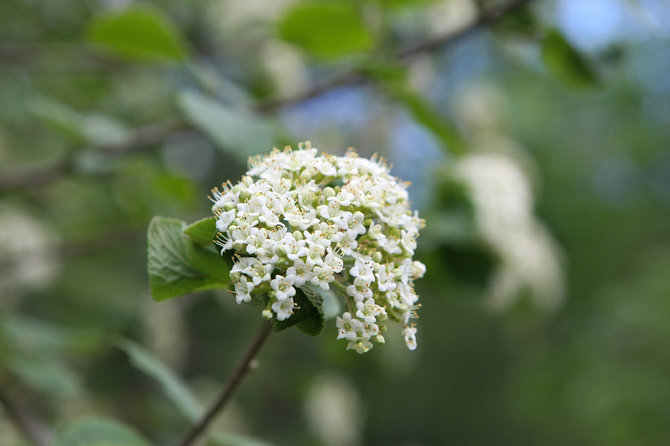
[2,0,670,445]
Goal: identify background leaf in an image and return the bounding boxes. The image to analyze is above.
[87,6,188,62]
[177,90,276,160]
[277,3,373,60]
[117,339,201,421]
[117,339,275,446]
[147,216,230,301]
[53,417,151,446]
[541,30,598,88]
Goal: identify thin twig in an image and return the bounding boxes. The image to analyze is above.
[176,321,272,446]
[0,384,52,446]
[0,0,533,193]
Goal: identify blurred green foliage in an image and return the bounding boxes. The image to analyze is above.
[1,0,670,446]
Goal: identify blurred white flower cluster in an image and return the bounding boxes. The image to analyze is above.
[455,152,564,312]
[210,143,425,353]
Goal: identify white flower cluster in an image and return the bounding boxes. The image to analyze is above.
[455,152,564,311]
[210,143,425,353]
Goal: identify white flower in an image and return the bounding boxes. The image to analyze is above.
[336,313,362,341]
[272,297,295,321]
[270,274,296,301]
[349,257,375,284]
[285,258,313,286]
[375,264,397,292]
[234,276,254,304]
[231,257,272,285]
[355,298,386,324]
[216,210,236,232]
[402,325,417,351]
[346,276,373,302]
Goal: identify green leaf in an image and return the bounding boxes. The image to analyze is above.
[27,96,128,146]
[116,339,201,421]
[3,314,101,354]
[183,217,217,246]
[147,216,230,301]
[8,355,81,398]
[393,90,466,156]
[87,6,188,62]
[117,339,275,446]
[53,417,151,446]
[541,30,598,88]
[301,283,343,320]
[272,287,324,336]
[177,90,276,161]
[278,3,373,60]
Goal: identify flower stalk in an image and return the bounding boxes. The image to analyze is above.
[175,321,272,446]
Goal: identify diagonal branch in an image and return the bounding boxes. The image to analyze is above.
[0,0,533,193]
[0,384,52,446]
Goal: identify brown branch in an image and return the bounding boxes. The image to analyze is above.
[396,0,534,61]
[0,0,533,193]
[0,384,52,446]
[175,321,272,446]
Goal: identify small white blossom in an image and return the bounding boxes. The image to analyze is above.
[271,274,296,301]
[234,276,254,304]
[272,297,296,321]
[402,325,417,351]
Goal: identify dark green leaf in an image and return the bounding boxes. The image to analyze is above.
[278,3,373,60]
[271,287,325,336]
[541,30,598,88]
[183,217,217,246]
[87,6,188,62]
[53,417,151,446]
[116,339,201,421]
[177,90,276,160]
[147,216,229,301]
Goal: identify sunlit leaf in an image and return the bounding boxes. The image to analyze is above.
[183,217,217,246]
[87,6,188,62]
[177,90,276,160]
[278,3,373,60]
[147,216,230,301]
[541,30,598,88]
[53,417,151,446]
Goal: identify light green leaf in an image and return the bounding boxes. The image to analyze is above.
[177,90,276,160]
[301,283,343,320]
[147,216,230,301]
[87,6,188,62]
[541,30,598,88]
[211,432,275,446]
[116,339,201,421]
[183,217,217,246]
[278,3,373,60]
[53,417,151,446]
[3,314,101,354]
[8,356,81,398]
[27,96,128,146]
[117,339,275,446]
